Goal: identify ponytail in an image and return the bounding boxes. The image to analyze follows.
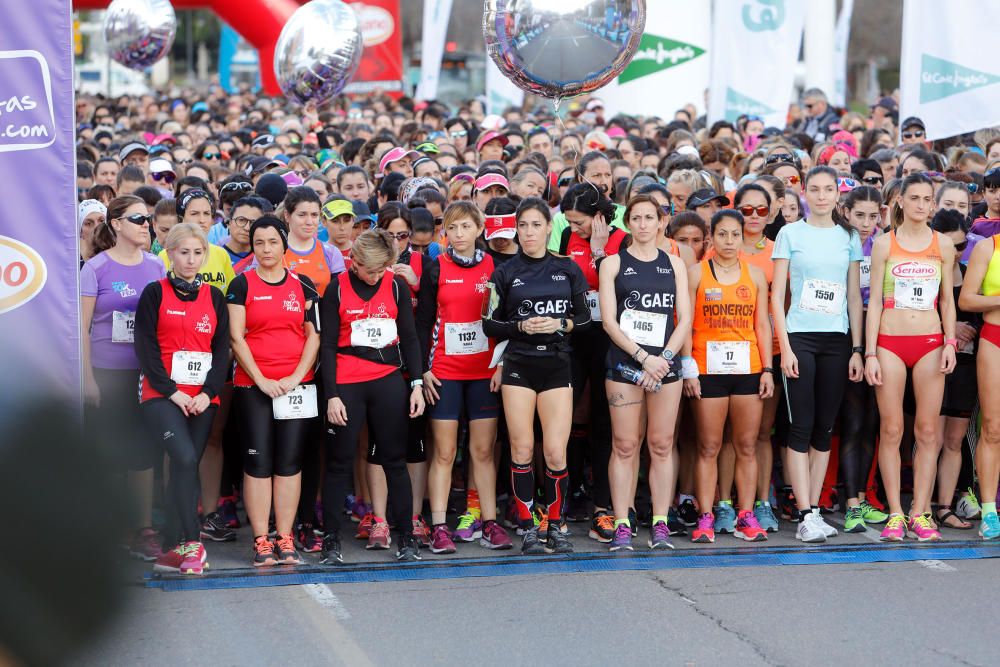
[93,195,144,254]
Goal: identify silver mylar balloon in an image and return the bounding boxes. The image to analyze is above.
[484,0,646,100]
[103,0,176,71]
[274,0,364,107]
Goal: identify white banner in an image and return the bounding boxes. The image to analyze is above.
[708,0,807,128]
[900,0,1000,141]
[832,0,854,107]
[415,0,452,101]
[485,51,524,116]
[600,0,711,118]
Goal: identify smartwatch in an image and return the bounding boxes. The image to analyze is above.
[851,346,863,355]
[558,317,569,333]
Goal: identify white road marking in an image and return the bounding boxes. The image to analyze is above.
[302,583,351,620]
[831,517,957,572]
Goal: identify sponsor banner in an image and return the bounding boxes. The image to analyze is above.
[901,0,1000,140]
[344,0,405,95]
[416,0,453,101]
[0,1,81,402]
[601,0,710,117]
[708,0,807,128]
[831,0,854,108]
[485,52,524,116]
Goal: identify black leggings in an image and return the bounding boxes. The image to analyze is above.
[235,386,314,478]
[839,376,878,498]
[141,399,217,544]
[88,368,155,472]
[322,372,413,538]
[570,330,612,508]
[783,332,851,454]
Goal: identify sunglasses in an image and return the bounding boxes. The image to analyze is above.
[902,130,925,139]
[387,231,411,241]
[433,217,443,226]
[738,205,769,218]
[861,175,883,185]
[661,204,675,216]
[175,158,193,166]
[152,172,176,184]
[782,174,801,185]
[122,213,153,225]
[764,154,795,166]
[837,177,859,190]
[202,152,222,160]
[449,130,468,138]
[221,181,253,193]
[966,183,979,194]
[558,177,574,187]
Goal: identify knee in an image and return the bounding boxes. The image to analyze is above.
[432,444,457,467]
[647,434,674,459]
[880,420,905,444]
[697,440,722,460]
[734,437,758,459]
[172,445,199,473]
[982,417,1000,446]
[612,438,640,460]
[912,422,937,447]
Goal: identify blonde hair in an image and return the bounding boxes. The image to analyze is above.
[164,222,209,254]
[442,200,484,230]
[351,229,398,269]
[667,168,703,192]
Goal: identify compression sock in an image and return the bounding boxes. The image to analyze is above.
[983,502,997,516]
[466,488,481,519]
[545,467,569,523]
[511,462,535,526]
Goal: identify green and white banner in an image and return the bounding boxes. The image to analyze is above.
[708,0,807,128]
[600,0,710,118]
[900,0,1000,141]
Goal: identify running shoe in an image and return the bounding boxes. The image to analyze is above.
[691,513,715,543]
[453,511,483,542]
[980,512,1000,540]
[713,501,736,534]
[275,533,302,564]
[812,508,838,537]
[565,489,593,522]
[366,519,391,550]
[129,527,163,561]
[503,500,519,530]
[753,501,779,532]
[218,496,240,529]
[796,513,827,543]
[649,520,675,549]
[879,514,907,542]
[412,515,432,549]
[480,520,513,550]
[319,533,344,565]
[677,498,698,527]
[355,512,373,540]
[153,543,191,573]
[667,508,687,536]
[609,522,634,551]
[296,523,323,553]
[956,488,982,520]
[350,498,372,523]
[521,527,546,555]
[430,525,457,554]
[907,513,942,542]
[200,511,236,542]
[859,500,889,524]
[818,487,839,513]
[734,511,768,542]
[589,510,616,542]
[546,524,574,553]
[778,487,799,522]
[252,535,277,567]
[396,535,422,562]
[843,506,867,533]
[179,542,208,575]
[628,507,639,537]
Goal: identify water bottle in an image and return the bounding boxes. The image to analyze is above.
[615,362,661,392]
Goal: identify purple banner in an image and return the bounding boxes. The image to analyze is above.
[0,1,80,404]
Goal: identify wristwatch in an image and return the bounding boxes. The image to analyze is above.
[558,317,569,333]
[662,349,675,360]
[410,379,424,389]
[852,346,863,355]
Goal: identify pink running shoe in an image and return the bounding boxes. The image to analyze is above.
[179,542,208,575]
[430,525,456,554]
[412,515,432,549]
[734,510,768,542]
[480,520,513,550]
[366,519,391,550]
[879,514,907,542]
[129,527,163,561]
[908,513,942,542]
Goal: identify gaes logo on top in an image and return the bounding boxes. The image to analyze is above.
[0,234,47,315]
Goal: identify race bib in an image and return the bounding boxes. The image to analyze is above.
[585,290,602,322]
[112,311,135,343]
[799,279,845,315]
[894,277,938,311]
[350,318,397,348]
[707,341,751,375]
[620,309,667,347]
[445,321,488,355]
[272,384,319,420]
[170,351,211,385]
[860,257,871,291]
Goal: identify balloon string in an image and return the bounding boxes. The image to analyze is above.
[553,98,601,198]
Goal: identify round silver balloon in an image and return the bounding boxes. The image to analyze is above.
[103,0,176,71]
[274,0,364,107]
[484,0,646,100]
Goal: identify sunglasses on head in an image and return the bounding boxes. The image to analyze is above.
[837,177,859,190]
[152,172,175,184]
[122,213,153,225]
[738,205,769,218]
[202,152,222,160]
[221,181,253,193]
[902,130,925,139]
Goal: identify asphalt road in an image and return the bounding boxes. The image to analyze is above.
[515,19,624,84]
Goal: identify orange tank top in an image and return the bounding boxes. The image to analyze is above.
[881,230,942,311]
[692,259,763,375]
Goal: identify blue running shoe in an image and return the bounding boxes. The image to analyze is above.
[714,500,736,534]
[609,522,633,551]
[981,512,1000,540]
[754,500,779,533]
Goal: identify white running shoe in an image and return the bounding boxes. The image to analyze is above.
[812,508,838,537]
[956,488,982,520]
[796,513,828,543]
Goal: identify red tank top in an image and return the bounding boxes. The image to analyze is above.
[141,279,220,403]
[562,227,626,289]
[234,271,314,387]
[339,246,353,271]
[336,270,400,384]
[428,253,495,380]
[285,240,332,296]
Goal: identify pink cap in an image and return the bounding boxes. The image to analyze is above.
[606,127,627,139]
[378,147,420,177]
[476,130,509,153]
[474,173,510,192]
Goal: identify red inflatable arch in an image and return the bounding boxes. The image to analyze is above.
[73,0,304,95]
